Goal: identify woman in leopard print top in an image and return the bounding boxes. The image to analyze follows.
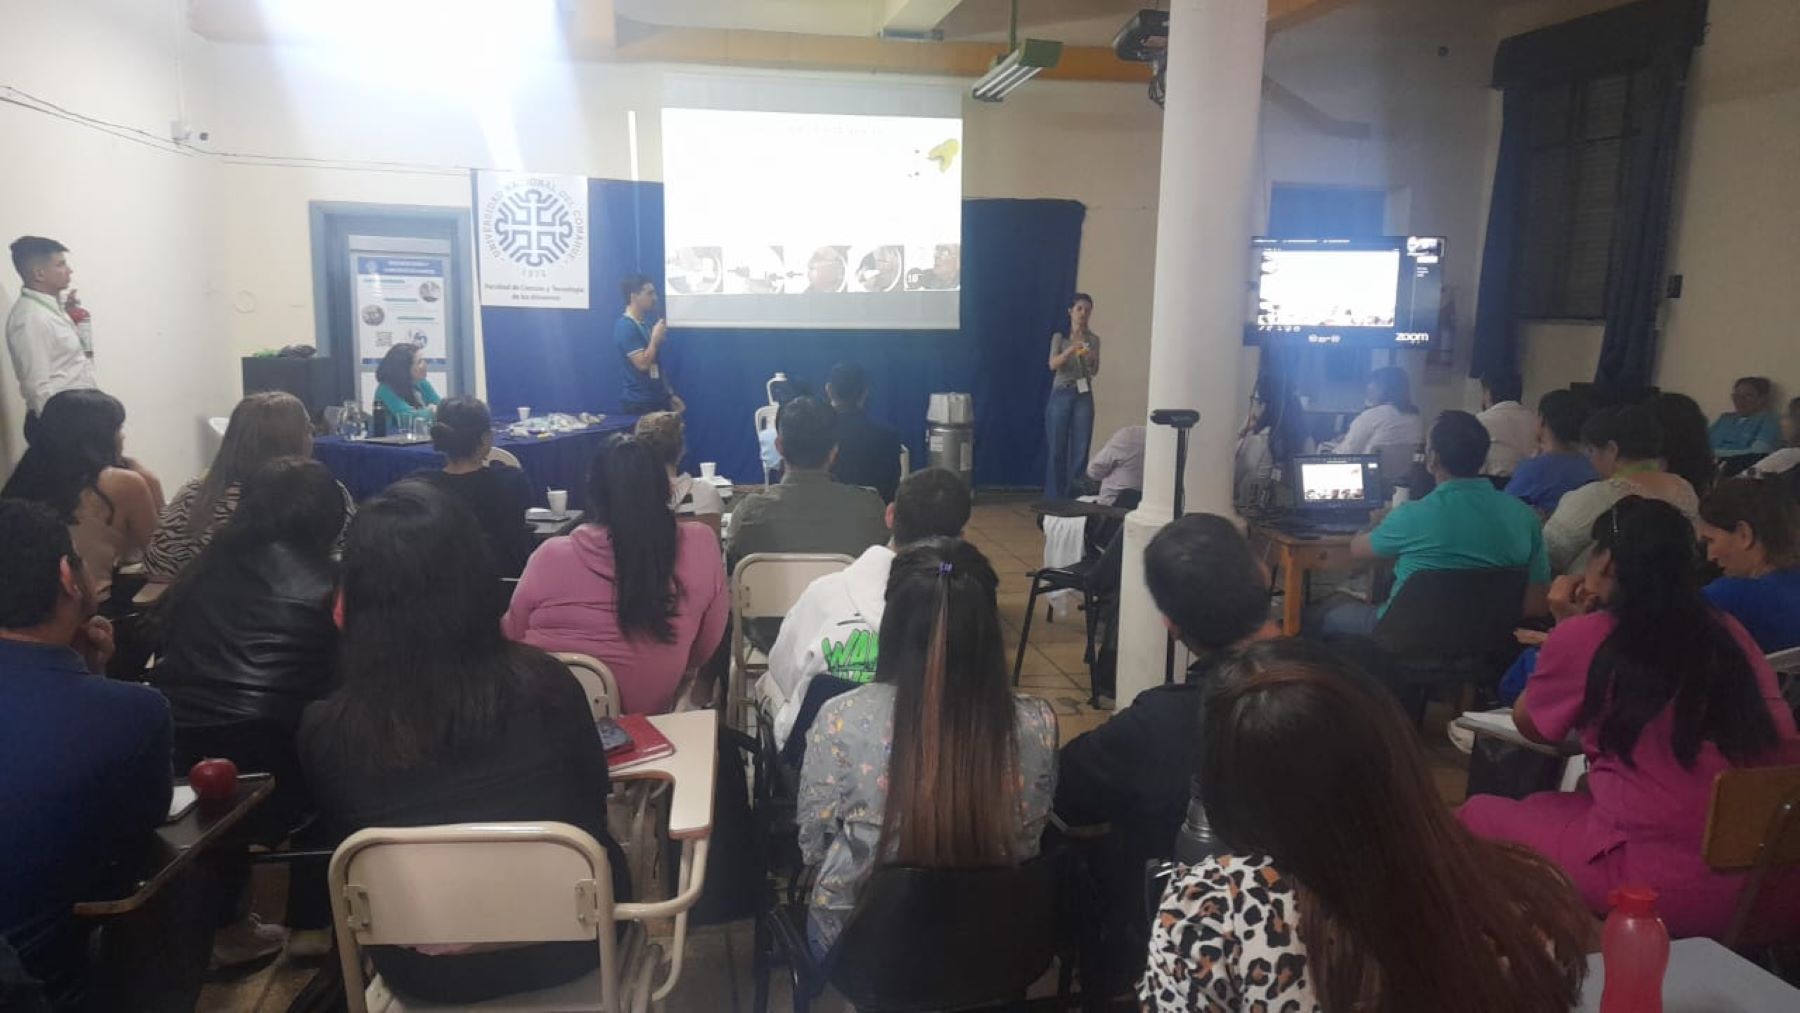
[1140,640,1591,1013]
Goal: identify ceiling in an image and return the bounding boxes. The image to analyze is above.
[610,0,1162,46]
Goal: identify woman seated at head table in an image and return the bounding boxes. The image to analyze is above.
[410,395,533,577]
[372,341,442,428]
[0,388,162,602]
[635,410,724,535]
[503,434,728,714]
[144,390,354,582]
[1709,375,1782,460]
[1140,639,1591,1013]
[1328,365,1424,455]
[1462,496,1800,941]
[297,480,629,1006]
[797,537,1058,960]
[1542,404,1698,574]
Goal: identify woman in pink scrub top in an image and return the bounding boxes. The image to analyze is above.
[1460,496,1800,940]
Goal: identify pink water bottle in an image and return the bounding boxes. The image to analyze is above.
[1600,885,1669,1013]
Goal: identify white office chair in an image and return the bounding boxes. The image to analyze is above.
[728,553,854,728]
[329,821,706,1013]
[487,447,523,469]
[555,653,621,720]
[753,405,778,487]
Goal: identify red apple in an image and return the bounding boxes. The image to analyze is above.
[188,758,239,801]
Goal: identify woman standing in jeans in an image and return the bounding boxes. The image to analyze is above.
[1044,293,1100,498]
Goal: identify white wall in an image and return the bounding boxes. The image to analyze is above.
[200,46,1166,464]
[0,0,231,482]
[1505,0,1800,417]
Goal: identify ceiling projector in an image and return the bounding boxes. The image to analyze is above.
[1112,9,1169,107]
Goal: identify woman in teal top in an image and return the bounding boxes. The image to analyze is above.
[373,342,441,427]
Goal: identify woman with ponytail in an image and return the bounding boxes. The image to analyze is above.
[413,396,533,576]
[1463,496,1800,939]
[503,434,727,714]
[796,537,1058,957]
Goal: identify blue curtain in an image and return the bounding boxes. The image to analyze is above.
[482,179,1086,488]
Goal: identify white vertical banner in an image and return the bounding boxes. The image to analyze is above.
[475,171,590,309]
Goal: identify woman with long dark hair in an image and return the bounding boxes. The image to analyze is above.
[1235,370,1313,500]
[413,395,533,576]
[1699,476,1800,653]
[503,434,727,713]
[1043,292,1100,498]
[1142,639,1591,1012]
[1463,496,1800,939]
[1,388,161,599]
[797,538,1058,957]
[372,342,441,427]
[297,481,627,1004]
[145,391,351,581]
[1651,390,1718,496]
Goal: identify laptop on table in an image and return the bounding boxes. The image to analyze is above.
[1281,455,1382,534]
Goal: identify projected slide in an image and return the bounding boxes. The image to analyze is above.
[662,108,963,329]
[1255,249,1400,329]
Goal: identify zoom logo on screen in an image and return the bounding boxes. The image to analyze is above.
[485,181,586,268]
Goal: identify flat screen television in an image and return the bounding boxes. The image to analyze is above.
[1245,236,1444,349]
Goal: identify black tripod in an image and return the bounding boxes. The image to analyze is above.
[1149,409,1199,684]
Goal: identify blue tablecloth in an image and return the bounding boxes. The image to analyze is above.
[313,417,636,508]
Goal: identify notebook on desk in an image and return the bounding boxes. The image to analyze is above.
[604,714,675,771]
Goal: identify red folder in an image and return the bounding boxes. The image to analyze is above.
[607,714,675,769]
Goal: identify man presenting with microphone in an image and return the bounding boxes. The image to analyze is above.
[615,274,684,416]
[7,236,97,442]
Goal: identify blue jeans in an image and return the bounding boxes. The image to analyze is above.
[1303,595,1381,639]
[1044,387,1095,499]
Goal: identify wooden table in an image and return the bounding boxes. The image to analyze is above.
[1248,524,1359,636]
[609,710,717,1001]
[75,774,274,916]
[1575,937,1800,1010]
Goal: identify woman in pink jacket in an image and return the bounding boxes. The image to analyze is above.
[503,435,727,714]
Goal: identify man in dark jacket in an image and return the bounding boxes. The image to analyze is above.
[825,362,903,503]
[1053,513,1276,997]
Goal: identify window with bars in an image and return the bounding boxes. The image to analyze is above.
[1512,69,1647,320]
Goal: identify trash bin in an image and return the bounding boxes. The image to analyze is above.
[925,392,974,486]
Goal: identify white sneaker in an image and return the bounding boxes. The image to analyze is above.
[211,914,288,968]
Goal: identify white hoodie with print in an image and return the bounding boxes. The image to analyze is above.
[757,544,894,747]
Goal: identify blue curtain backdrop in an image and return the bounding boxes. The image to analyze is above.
[480,178,1085,488]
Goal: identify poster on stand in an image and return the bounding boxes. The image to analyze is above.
[353,254,451,408]
[474,170,590,309]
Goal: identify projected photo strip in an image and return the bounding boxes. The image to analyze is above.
[661,108,964,330]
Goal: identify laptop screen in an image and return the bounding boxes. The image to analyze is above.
[1293,455,1380,513]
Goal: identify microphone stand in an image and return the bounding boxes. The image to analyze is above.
[1149,409,1199,684]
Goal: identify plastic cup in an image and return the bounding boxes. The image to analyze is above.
[547,489,569,516]
[517,406,531,422]
[700,462,718,480]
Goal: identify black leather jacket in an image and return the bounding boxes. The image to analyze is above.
[151,543,339,731]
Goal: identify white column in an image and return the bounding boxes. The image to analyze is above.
[1115,0,1267,706]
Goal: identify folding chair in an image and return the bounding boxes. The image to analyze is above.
[486,447,523,469]
[754,405,779,487]
[554,653,621,720]
[728,553,854,729]
[328,821,704,1012]
[1703,764,1800,948]
[1370,567,1529,726]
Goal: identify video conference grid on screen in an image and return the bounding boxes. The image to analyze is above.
[1247,236,1444,349]
[1299,460,1371,505]
[661,107,963,330]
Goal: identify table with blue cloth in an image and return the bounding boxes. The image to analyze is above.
[313,417,637,508]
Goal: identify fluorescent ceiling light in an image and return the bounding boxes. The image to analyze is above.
[970,39,1062,103]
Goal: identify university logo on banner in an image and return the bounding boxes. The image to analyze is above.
[475,171,590,309]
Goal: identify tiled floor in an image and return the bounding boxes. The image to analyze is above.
[201,494,1466,1012]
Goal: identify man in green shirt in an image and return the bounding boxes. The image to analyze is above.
[1308,410,1551,637]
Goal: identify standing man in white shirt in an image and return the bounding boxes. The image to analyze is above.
[7,237,97,442]
[1476,370,1537,479]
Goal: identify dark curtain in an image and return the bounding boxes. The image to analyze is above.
[1472,0,1706,386]
[481,181,1086,487]
[1469,88,1531,382]
[1594,57,1691,388]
